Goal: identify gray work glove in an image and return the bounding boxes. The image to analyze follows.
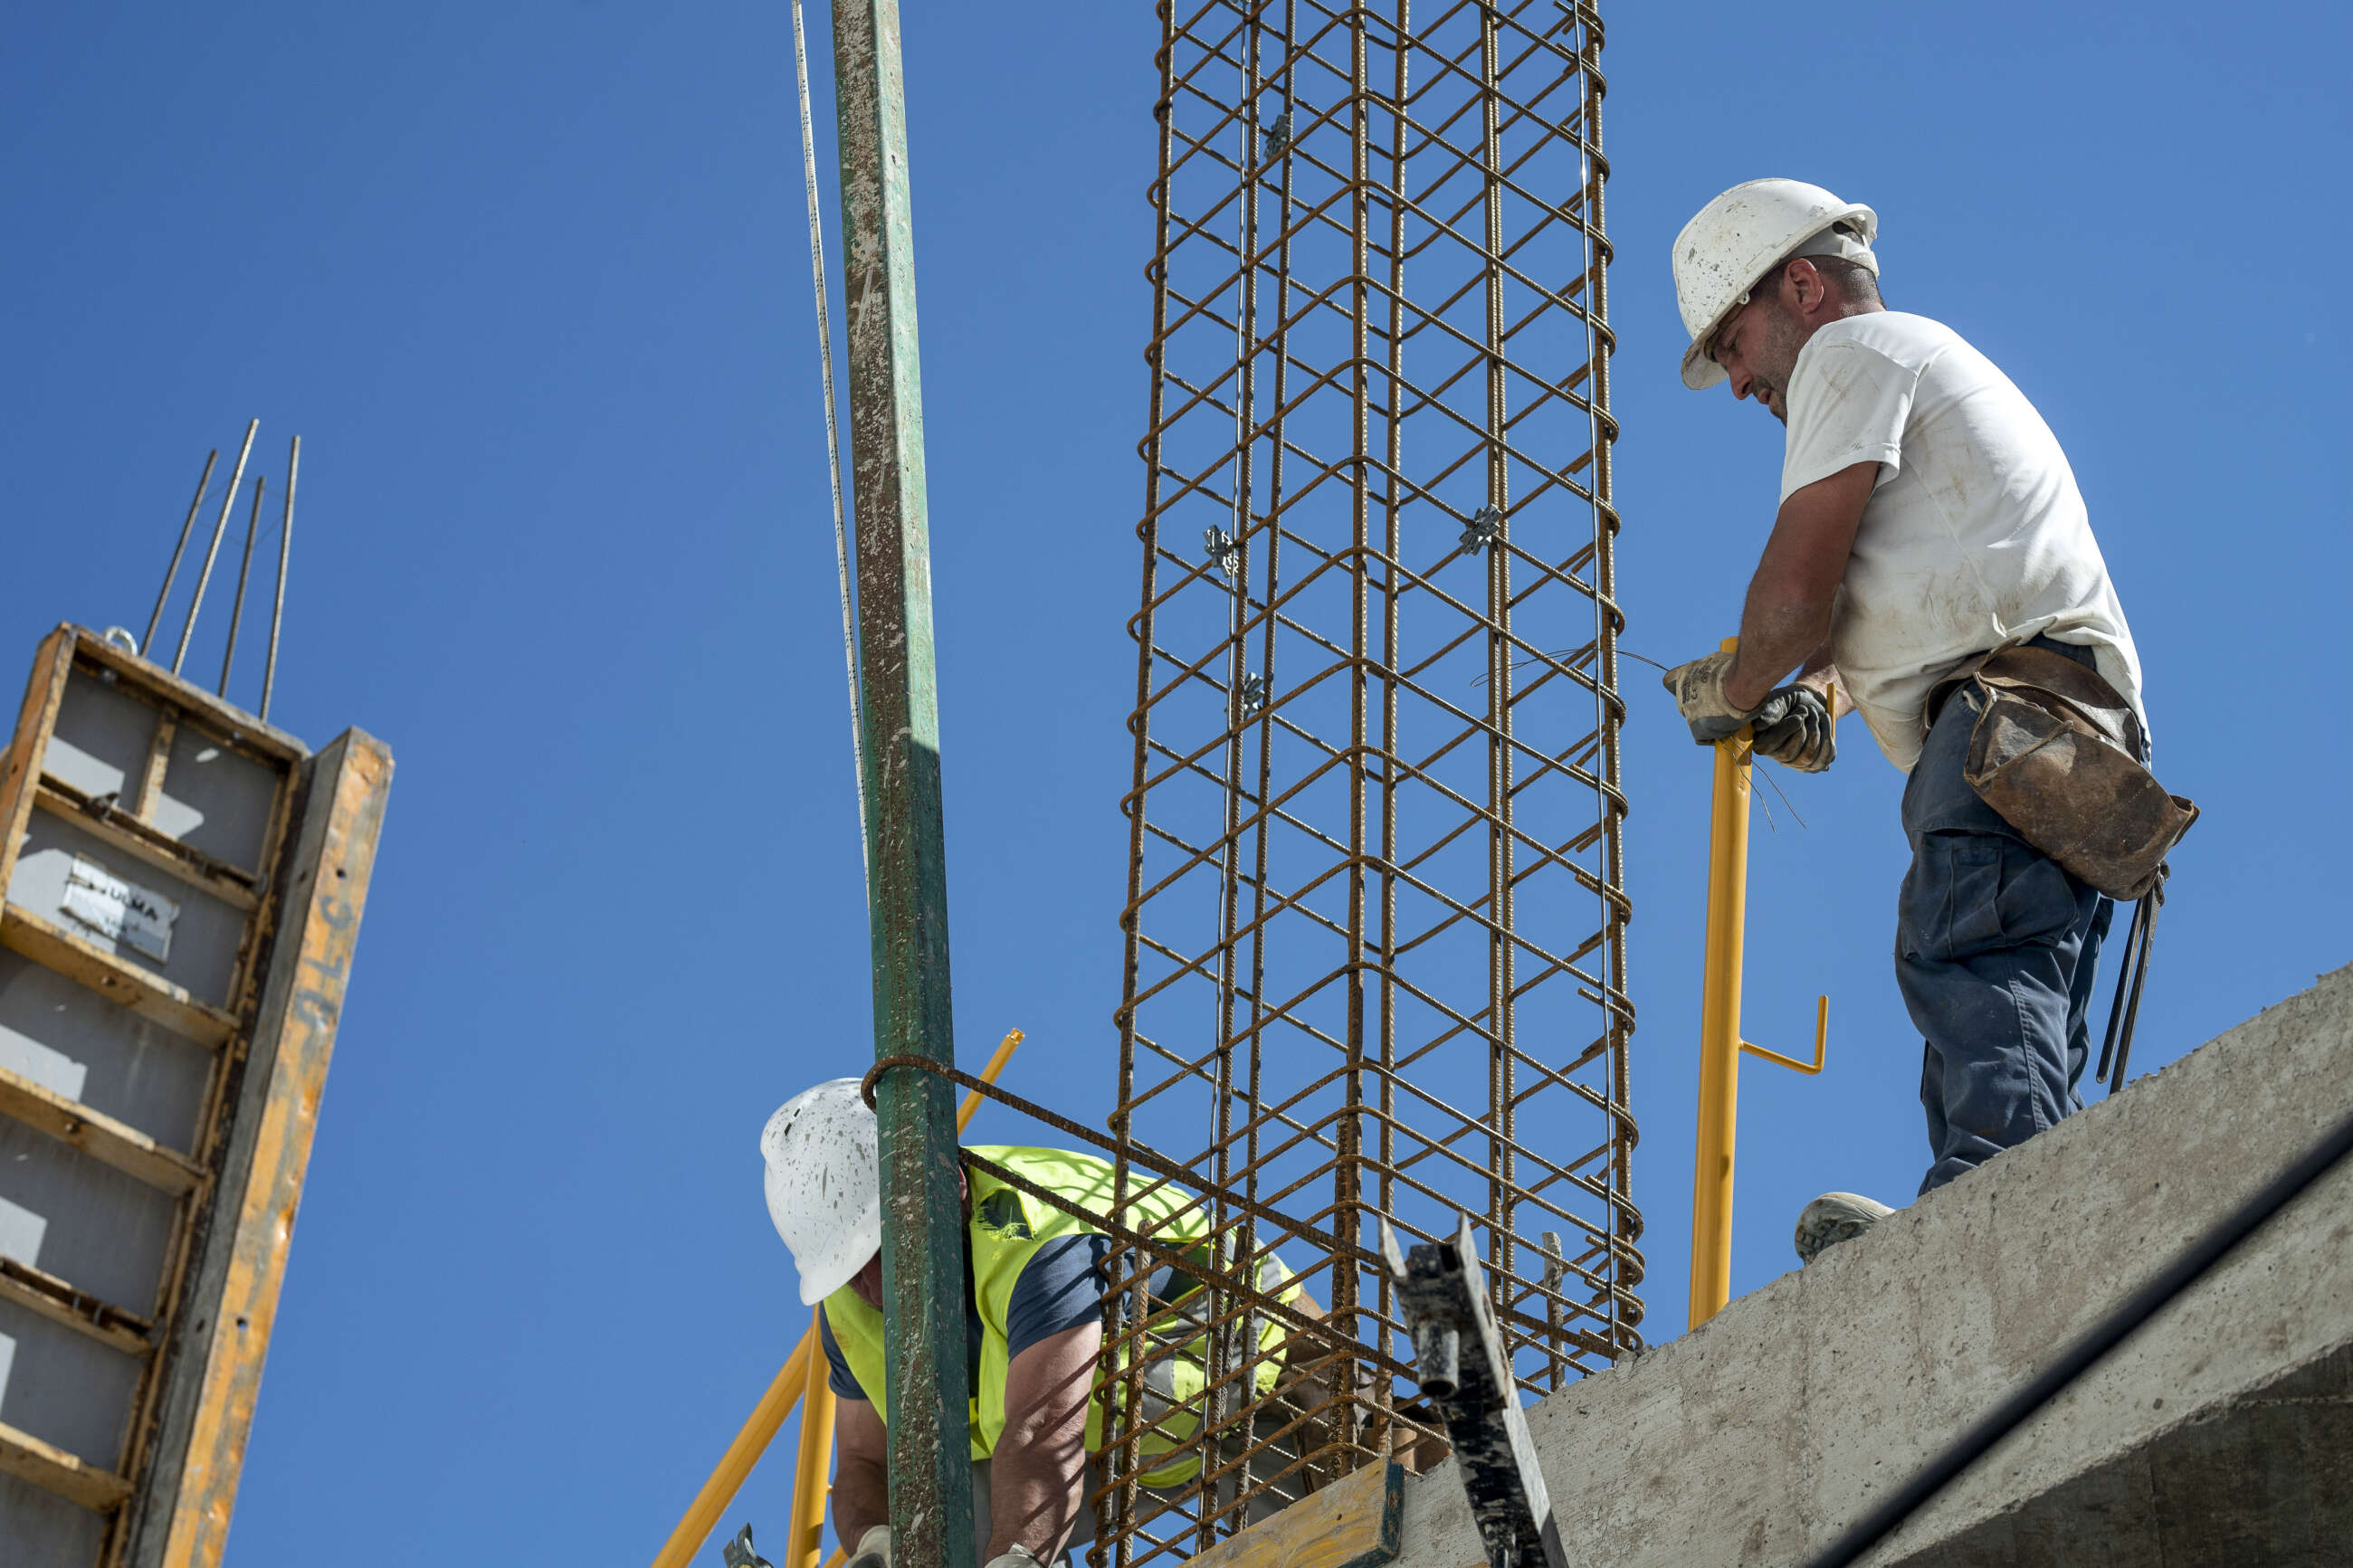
[847,1525,892,1568]
[1661,647,1759,745]
[1749,683,1835,772]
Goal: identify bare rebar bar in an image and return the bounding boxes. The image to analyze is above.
[175,419,258,675]
[261,436,298,723]
[218,475,265,698]
[146,449,218,660]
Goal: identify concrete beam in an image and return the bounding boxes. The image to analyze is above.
[1392,964,2353,1566]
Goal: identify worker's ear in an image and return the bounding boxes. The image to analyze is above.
[1786,257,1830,319]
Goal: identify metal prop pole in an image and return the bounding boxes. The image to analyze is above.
[829,0,974,1558]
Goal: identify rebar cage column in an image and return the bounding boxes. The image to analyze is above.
[1101,2,1637,1561]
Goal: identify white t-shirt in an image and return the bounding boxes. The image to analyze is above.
[1779,311,2143,771]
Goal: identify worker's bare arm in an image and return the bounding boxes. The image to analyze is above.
[1725,461,1878,710]
[833,1395,890,1550]
[987,1319,1102,1561]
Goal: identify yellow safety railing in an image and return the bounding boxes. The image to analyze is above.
[651,1028,1025,1568]
[1689,636,1830,1330]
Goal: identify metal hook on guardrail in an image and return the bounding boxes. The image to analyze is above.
[1741,995,1829,1076]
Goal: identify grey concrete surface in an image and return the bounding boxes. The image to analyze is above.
[1392,963,2353,1566]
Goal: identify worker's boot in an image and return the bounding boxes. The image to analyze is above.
[1794,1192,1894,1264]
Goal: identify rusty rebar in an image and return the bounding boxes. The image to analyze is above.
[218,475,265,698]
[145,449,217,660]
[1099,4,1636,1555]
[261,436,298,723]
[174,419,258,675]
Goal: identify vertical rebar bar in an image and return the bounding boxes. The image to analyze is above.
[1578,1,1640,1354]
[1338,0,1373,1469]
[1100,5,1186,1554]
[261,436,298,723]
[1477,0,1519,1328]
[1377,0,1409,1439]
[1234,0,1297,1506]
[1197,17,1269,1544]
[174,419,258,676]
[146,450,218,660]
[217,476,265,698]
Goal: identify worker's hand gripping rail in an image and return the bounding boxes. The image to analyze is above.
[1690,636,1831,1331]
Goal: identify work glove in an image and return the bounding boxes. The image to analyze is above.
[846,1525,892,1568]
[1748,683,1835,772]
[983,1551,1047,1568]
[1661,648,1758,745]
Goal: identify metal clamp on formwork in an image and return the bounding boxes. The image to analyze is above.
[1379,1216,1567,1568]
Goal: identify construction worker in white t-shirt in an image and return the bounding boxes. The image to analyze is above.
[1659,180,2153,1261]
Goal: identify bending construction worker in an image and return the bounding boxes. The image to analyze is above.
[760,1079,1307,1568]
[1661,179,2189,1259]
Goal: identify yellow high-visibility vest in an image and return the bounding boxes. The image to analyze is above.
[821,1145,1296,1486]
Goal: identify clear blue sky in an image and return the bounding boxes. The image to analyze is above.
[2,3,2344,1562]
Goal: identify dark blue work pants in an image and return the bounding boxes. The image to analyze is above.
[1896,646,2113,1194]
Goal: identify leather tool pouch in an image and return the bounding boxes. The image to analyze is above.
[1940,645,2198,901]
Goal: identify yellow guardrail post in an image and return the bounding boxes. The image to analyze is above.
[651,1029,1024,1568]
[786,1346,839,1568]
[1689,637,1829,1331]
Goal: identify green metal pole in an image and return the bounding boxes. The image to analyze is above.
[830,2,976,1564]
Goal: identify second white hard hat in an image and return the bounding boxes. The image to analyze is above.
[1671,178,1878,392]
[761,1079,882,1307]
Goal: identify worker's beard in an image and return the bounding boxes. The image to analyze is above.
[1742,299,1808,424]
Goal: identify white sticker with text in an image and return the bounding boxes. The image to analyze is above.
[61,855,179,963]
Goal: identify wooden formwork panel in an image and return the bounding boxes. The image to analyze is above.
[0,625,390,1568]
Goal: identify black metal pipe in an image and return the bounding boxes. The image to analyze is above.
[144,449,217,660]
[2107,888,2163,1093]
[218,475,265,698]
[261,436,298,722]
[1805,1106,2353,1568]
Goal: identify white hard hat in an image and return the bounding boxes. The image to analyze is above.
[761,1079,882,1307]
[1671,178,1878,391]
